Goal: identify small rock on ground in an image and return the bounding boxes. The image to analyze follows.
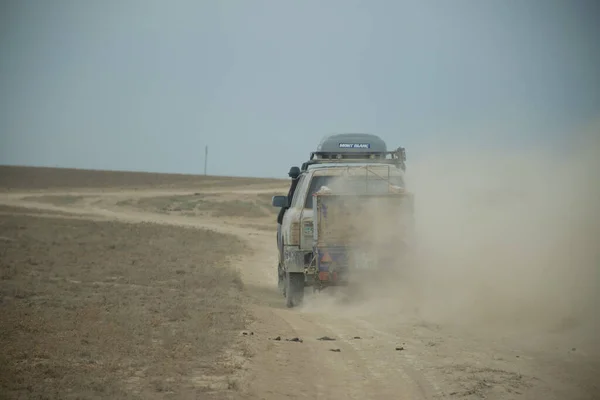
[317,336,336,341]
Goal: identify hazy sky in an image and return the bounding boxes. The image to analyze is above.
[1,0,599,178]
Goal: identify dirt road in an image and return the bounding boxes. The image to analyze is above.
[1,167,598,400]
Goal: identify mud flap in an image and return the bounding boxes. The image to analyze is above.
[285,272,305,308]
[283,248,306,273]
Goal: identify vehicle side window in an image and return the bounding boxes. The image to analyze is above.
[304,176,333,209]
[290,175,307,209]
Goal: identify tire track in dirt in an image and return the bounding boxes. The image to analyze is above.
[209,223,427,398]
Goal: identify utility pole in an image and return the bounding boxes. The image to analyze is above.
[204,145,208,176]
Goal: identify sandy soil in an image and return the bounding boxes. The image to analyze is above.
[0,166,598,400]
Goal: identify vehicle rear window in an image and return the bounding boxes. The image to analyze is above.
[304,175,405,209]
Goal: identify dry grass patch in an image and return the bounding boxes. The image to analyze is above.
[255,193,284,215]
[0,165,285,191]
[0,214,248,399]
[238,223,274,233]
[20,194,87,207]
[0,205,78,217]
[121,194,271,219]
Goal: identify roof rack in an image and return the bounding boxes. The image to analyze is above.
[301,147,406,172]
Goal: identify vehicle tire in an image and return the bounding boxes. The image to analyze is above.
[278,264,286,297]
[285,272,305,308]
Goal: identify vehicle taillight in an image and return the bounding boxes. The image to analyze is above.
[290,222,300,245]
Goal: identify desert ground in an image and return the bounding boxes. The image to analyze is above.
[0,165,598,400]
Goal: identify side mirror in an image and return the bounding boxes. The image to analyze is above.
[271,195,288,208]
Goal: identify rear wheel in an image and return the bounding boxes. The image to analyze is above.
[277,235,285,296]
[285,272,305,308]
[278,264,285,296]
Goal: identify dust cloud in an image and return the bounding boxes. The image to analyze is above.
[405,127,599,347]
[302,124,600,353]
